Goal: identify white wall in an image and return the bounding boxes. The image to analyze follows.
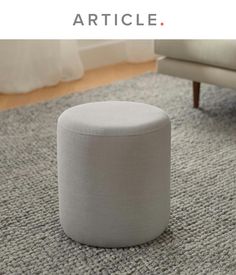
[78,40,127,70]
[78,40,112,48]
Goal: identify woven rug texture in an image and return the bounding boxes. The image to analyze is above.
[0,73,235,274]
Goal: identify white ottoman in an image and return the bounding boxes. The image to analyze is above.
[57,101,171,248]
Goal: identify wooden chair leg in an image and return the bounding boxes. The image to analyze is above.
[193,81,201,108]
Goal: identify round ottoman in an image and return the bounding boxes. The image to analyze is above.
[57,101,171,248]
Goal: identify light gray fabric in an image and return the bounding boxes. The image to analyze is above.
[57,101,171,247]
[58,101,170,136]
[158,57,236,90]
[0,73,235,274]
[155,40,236,71]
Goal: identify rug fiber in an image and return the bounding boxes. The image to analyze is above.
[0,73,235,274]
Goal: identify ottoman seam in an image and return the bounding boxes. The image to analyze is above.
[57,123,170,137]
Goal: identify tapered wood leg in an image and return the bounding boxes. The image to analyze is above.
[193,81,201,108]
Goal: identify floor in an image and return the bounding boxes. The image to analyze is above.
[0,61,156,111]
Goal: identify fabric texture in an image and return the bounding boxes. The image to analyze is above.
[0,73,235,274]
[58,101,170,247]
[155,40,236,71]
[157,58,236,90]
[58,101,170,136]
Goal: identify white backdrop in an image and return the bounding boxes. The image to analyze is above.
[0,40,154,94]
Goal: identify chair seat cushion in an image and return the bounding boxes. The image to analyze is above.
[155,40,236,71]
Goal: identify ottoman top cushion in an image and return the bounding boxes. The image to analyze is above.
[58,101,170,136]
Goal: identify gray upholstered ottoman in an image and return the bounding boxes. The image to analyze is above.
[57,101,171,247]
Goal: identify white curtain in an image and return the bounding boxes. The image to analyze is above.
[125,40,155,63]
[0,40,84,94]
[0,40,154,94]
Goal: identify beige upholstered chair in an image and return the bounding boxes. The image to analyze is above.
[155,40,236,108]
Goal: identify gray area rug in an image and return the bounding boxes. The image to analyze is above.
[0,73,235,274]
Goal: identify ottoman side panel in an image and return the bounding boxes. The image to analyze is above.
[57,122,170,247]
